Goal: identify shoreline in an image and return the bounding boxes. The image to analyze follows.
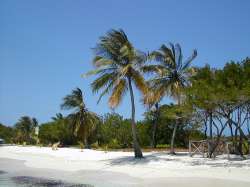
[1,146,250,186]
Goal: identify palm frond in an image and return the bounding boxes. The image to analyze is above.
[160,44,176,68]
[175,43,183,70]
[182,49,197,71]
[142,64,167,76]
[147,43,197,104]
[108,79,127,108]
[86,29,148,110]
[130,69,148,95]
[96,79,116,104]
[149,51,165,63]
[61,88,84,110]
[91,72,117,93]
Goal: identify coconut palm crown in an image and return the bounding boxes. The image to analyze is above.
[145,43,197,103]
[145,43,197,153]
[61,88,98,148]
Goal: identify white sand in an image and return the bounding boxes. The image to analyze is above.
[1,146,250,186]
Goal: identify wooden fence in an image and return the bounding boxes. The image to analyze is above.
[189,140,229,158]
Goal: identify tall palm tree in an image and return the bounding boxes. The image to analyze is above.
[85,29,147,158]
[148,43,197,154]
[61,88,98,148]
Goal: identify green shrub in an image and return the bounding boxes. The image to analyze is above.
[91,141,99,149]
[107,139,121,149]
[156,144,170,149]
[78,141,84,150]
[243,140,250,155]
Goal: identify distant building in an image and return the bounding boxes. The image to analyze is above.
[0,138,5,144]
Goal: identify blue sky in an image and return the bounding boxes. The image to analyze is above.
[0,0,250,126]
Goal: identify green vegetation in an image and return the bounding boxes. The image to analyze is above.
[61,88,99,148]
[0,29,249,159]
[13,116,38,145]
[185,59,250,157]
[39,114,75,145]
[0,123,15,143]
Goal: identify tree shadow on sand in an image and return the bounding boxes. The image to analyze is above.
[102,152,183,166]
[102,152,250,168]
[185,157,250,168]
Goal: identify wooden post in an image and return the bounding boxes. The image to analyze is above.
[189,141,192,157]
[207,140,211,158]
[202,143,205,158]
[226,142,231,160]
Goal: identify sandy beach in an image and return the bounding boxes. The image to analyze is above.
[0,146,250,186]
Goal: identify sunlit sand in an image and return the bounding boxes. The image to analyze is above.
[1,146,250,187]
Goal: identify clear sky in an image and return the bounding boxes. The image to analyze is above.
[0,0,250,126]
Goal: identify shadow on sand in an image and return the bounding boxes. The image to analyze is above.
[11,176,94,187]
[103,152,184,166]
[102,152,250,168]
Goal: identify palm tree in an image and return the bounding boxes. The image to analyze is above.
[61,88,98,148]
[142,86,161,148]
[149,102,160,148]
[15,116,38,144]
[85,29,147,158]
[148,43,197,154]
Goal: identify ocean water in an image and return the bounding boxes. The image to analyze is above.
[0,171,93,187]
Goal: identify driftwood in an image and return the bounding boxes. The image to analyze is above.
[52,142,60,150]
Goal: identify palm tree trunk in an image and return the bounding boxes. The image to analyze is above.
[84,136,89,149]
[170,122,177,154]
[151,103,159,148]
[170,99,180,154]
[128,77,143,158]
[80,119,89,149]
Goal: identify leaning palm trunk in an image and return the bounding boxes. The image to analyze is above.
[170,98,180,154]
[128,77,143,158]
[151,103,159,148]
[170,122,178,154]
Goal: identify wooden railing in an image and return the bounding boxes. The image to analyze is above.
[189,140,208,157]
[189,139,250,159]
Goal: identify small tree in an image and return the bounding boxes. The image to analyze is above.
[14,116,38,144]
[61,88,99,148]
